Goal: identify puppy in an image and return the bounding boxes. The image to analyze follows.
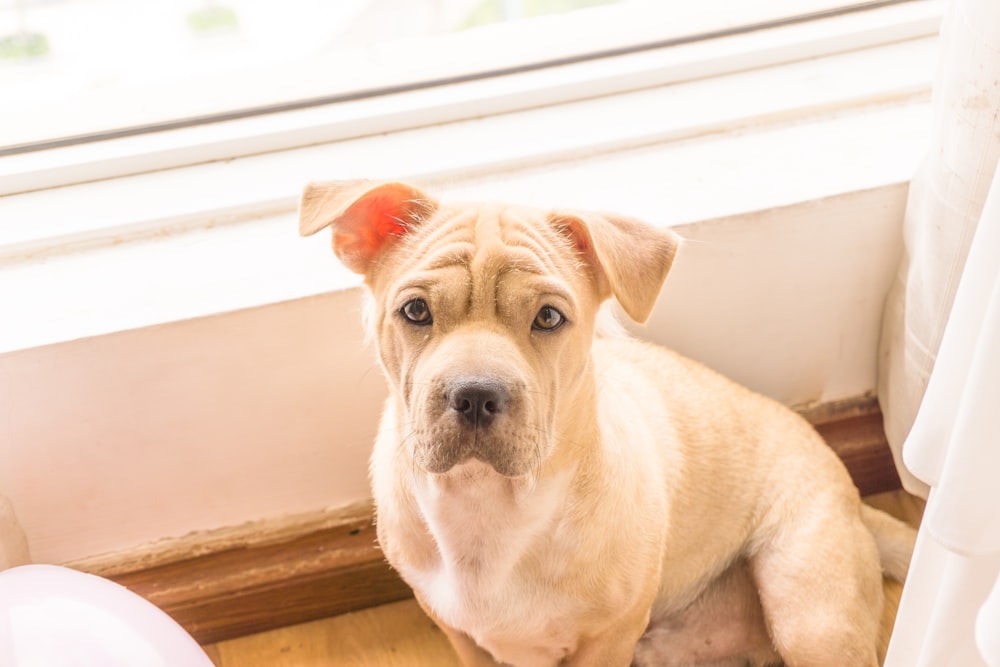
[300,180,916,667]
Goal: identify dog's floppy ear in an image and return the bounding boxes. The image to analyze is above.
[549,211,680,323]
[299,180,437,275]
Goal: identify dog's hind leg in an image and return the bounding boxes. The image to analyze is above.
[750,500,884,667]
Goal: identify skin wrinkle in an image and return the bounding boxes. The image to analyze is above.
[386,204,577,309]
[508,211,574,277]
[374,207,472,290]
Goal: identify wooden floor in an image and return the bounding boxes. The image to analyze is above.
[202,490,925,667]
[203,598,457,667]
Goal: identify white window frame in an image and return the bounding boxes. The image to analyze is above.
[0,0,944,354]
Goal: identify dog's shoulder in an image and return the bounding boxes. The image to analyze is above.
[591,334,701,392]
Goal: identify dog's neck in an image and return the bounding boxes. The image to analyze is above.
[414,460,576,563]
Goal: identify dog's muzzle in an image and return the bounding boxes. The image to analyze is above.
[411,374,536,478]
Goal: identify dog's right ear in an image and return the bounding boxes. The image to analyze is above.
[299,180,437,276]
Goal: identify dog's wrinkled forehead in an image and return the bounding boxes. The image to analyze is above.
[388,203,581,286]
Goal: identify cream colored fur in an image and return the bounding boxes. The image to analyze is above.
[300,180,916,667]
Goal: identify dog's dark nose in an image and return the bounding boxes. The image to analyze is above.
[447,379,510,428]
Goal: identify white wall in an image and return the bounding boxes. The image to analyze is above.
[0,185,905,564]
[651,186,906,406]
[0,290,384,563]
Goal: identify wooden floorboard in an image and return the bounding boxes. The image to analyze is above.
[204,598,460,667]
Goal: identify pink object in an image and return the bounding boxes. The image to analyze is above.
[0,564,214,666]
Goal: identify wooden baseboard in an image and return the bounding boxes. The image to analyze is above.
[798,394,901,497]
[68,394,900,645]
[70,502,412,645]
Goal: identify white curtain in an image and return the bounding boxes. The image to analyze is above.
[878,0,1000,664]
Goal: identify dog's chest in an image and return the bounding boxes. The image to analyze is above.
[407,464,583,666]
[420,559,582,666]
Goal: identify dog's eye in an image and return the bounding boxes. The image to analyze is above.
[400,298,432,325]
[532,306,565,332]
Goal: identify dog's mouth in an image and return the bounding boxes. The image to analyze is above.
[412,429,539,478]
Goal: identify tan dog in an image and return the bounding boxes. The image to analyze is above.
[300,180,916,667]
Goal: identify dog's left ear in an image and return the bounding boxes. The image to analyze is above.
[299,180,437,276]
[549,211,680,323]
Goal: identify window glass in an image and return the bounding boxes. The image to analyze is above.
[0,0,918,154]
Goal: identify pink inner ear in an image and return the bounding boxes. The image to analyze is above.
[353,192,411,259]
[554,214,611,300]
[564,217,594,255]
[369,194,410,240]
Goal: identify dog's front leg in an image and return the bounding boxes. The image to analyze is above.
[413,592,502,667]
[563,605,651,667]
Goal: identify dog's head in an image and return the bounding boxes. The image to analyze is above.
[301,180,679,478]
